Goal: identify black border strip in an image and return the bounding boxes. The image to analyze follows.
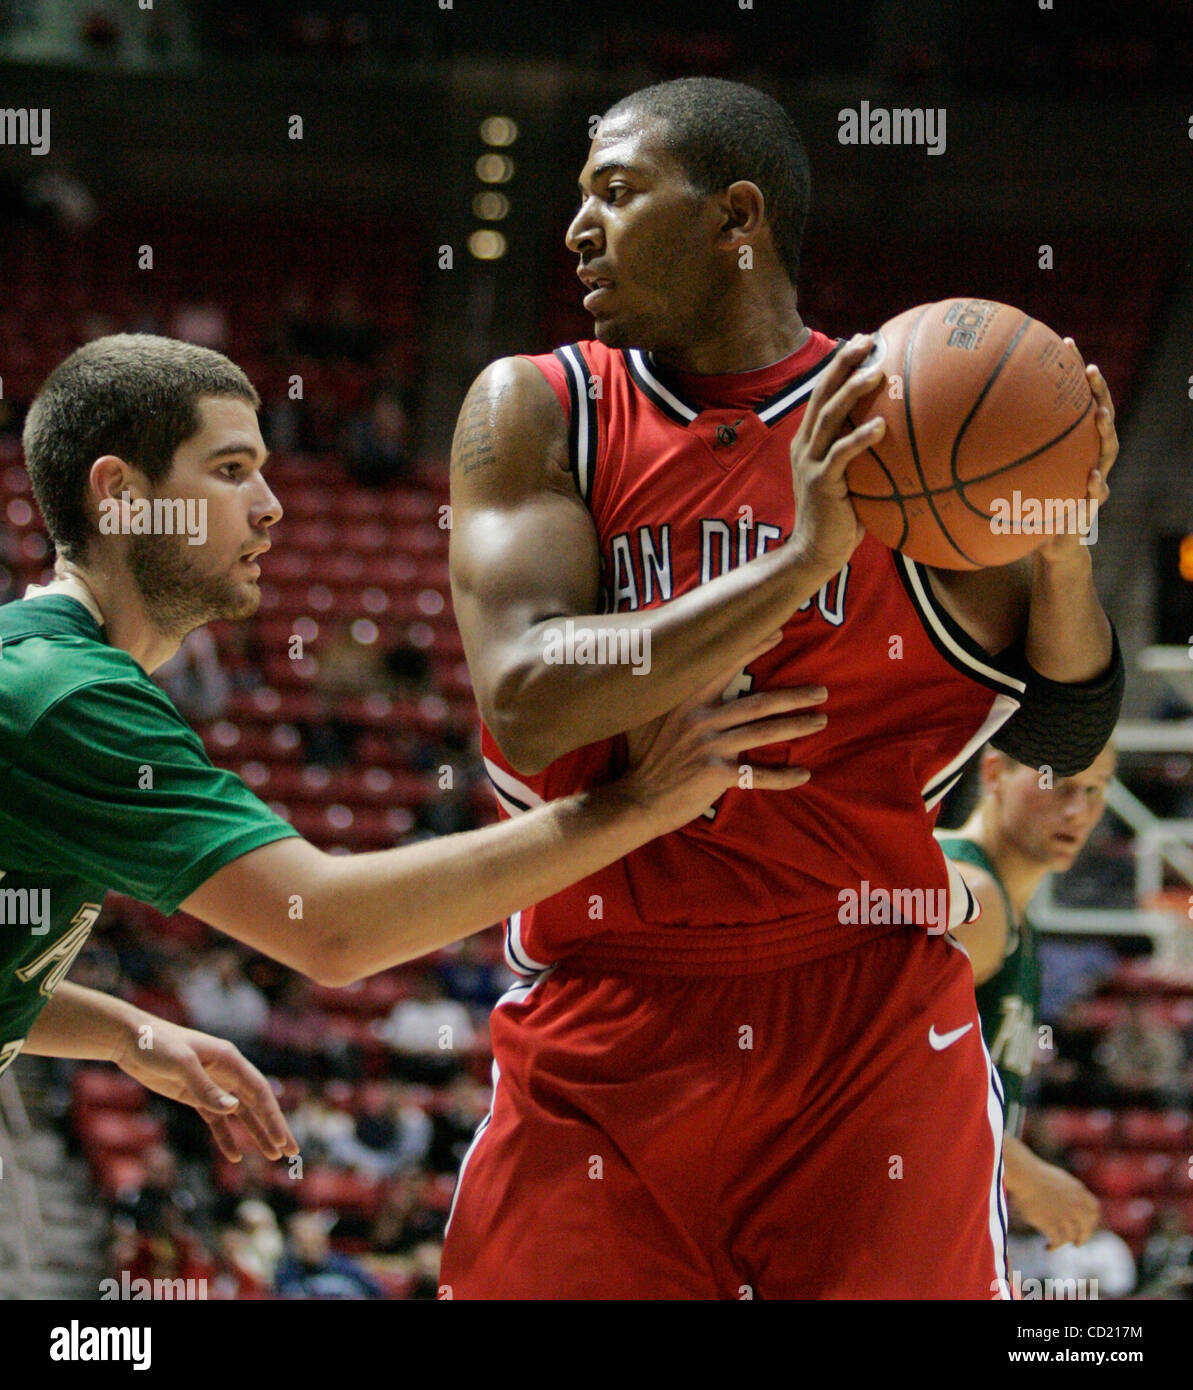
[553,344,598,505]
[894,554,1026,697]
[622,348,699,426]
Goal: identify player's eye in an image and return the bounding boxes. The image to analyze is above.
[220,462,245,479]
[607,184,629,203]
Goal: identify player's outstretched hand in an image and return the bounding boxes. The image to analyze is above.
[620,636,827,831]
[112,1017,299,1164]
[1012,1153,1102,1251]
[786,332,886,577]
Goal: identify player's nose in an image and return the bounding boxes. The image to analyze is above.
[565,201,603,256]
[252,474,283,528]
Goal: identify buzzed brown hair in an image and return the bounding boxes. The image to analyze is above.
[22,334,260,561]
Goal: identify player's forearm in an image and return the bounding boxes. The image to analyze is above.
[1001,1134,1039,1195]
[23,982,143,1062]
[279,784,667,986]
[1025,549,1112,683]
[490,543,838,773]
[309,784,666,982]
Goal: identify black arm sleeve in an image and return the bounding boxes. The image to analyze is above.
[989,625,1124,776]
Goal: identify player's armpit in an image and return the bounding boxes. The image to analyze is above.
[947,860,1008,985]
[924,557,1032,656]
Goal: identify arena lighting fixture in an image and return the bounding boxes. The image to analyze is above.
[1180,536,1193,583]
[468,229,508,260]
[472,191,510,220]
[475,153,514,184]
[480,116,518,147]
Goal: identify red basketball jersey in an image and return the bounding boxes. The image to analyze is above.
[479,332,1026,975]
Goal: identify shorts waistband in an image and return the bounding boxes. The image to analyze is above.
[563,918,905,978]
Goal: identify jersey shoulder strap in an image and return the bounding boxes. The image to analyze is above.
[518,344,602,506]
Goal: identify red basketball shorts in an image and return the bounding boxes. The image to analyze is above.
[440,928,1010,1299]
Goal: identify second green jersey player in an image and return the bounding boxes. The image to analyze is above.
[942,741,1116,1251]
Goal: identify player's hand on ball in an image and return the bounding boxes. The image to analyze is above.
[1035,339,1116,566]
[1012,1154,1101,1251]
[620,637,827,830]
[786,333,885,577]
[112,1016,299,1164]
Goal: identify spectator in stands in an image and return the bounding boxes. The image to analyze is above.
[1136,1209,1193,1298]
[108,1208,215,1294]
[327,1082,433,1178]
[1094,1000,1187,1104]
[412,723,482,838]
[274,1210,384,1299]
[1007,1224,1137,1299]
[404,1240,444,1300]
[375,974,475,1056]
[257,976,358,1080]
[211,1197,285,1297]
[286,1084,355,1165]
[341,386,414,488]
[112,1142,198,1236]
[434,936,514,1009]
[152,626,231,725]
[66,934,123,997]
[427,1073,492,1174]
[382,638,431,697]
[210,1226,272,1300]
[1038,938,1120,1023]
[179,947,270,1052]
[369,1173,445,1255]
[304,621,397,766]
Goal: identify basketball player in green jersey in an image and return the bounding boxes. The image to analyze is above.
[940,741,1116,1250]
[1,334,825,1163]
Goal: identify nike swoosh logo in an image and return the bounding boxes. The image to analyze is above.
[928,1022,974,1051]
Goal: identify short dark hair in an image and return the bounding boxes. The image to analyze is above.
[604,77,811,284]
[22,333,260,561]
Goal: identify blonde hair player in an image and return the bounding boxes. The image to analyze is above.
[941,742,1116,1251]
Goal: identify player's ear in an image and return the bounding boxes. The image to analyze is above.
[978,746,1009,795]
[89,454,143,504]
[719,180,766,244]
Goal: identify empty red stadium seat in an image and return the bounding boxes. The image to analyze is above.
[296,1169,386,1220]
[1066,998,1130,1030]
[1073,1151,1175,1198]
[72,1068,147,1112]
[1118,1109,1191,1151]
[94,1154,148,1199]
[77,1109,165,1157]
[1099,1197,1156,1253]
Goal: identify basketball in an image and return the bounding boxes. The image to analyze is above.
[845,298,1101,569]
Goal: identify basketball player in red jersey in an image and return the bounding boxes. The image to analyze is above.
[443,78,1123,1299]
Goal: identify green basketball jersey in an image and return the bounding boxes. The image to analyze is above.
[937,834,1040,1138]
[0,593,298,1077]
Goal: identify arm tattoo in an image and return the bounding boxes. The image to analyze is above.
[452,381,512,477]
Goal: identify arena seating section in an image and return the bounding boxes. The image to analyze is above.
[2,201,1189,1295]
[1027,960,1193,1256]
